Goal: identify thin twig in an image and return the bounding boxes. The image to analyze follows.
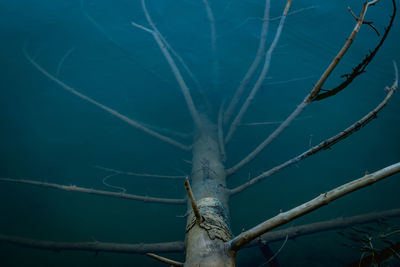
[225,0,292,144]
[230,64,397,194]
[56,46,75,78]
[0,178,185,205]
[229,161,400,251]
[226,0,382,175]
[95,166,185,179]
[218,99,227,162]
[147,253,184,266]
[24,50,191,151]
[223,0,271,126]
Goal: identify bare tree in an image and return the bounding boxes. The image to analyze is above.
[0,0,399,266]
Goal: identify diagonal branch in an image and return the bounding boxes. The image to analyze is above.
[0,234,184,254]
[246,208,400,247]
[226,0,382,175]
[0,178,185,205]
[223,0,271,125]
[230,67,398,194]
[23,50,191,151]
[313,0,396,101]
[224,0,290,143]
[229,161,400,251]
[138,0,202,130]
[147,253,184,266]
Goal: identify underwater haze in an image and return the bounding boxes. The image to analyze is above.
[0,0,400,266]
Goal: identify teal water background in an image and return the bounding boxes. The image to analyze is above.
[0,0,400,266]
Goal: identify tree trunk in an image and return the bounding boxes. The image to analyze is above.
[184,115,236,266]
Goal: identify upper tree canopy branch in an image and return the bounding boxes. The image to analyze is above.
[226,0,381,175]
[23,50,191,151]
[313,0,396,101]
[0,234,184,255]
[0,178,185,205]
[223,0,271,125]
[229,161,400,251]
[230,63,398,194]
[138,0,203,130]
[224,0,291,144]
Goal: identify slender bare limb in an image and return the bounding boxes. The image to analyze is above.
[0,178,185,205]
[202,0,219,89]
[147,253,184,266]
[226,0,382,175]
[138,0,202,129]
[239,115,312,126]
[229,161,400,251]
[0,234,184,254]
[95,166,185,179]
[218,99,227,162]
[246,208,400,247]
[313,0,396,101]
[225,0,291,143]
[184,177,202,223]
[23,50,191,151]
[223,0,271,125]
[230,69,398,194]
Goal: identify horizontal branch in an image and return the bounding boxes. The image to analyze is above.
[230,70,398,194]
[226,0,380,175]
[95,166,186,179]
[0,234,184,254]
[0,178,185,205]
[229,161,400,251]
[23,50,191,151]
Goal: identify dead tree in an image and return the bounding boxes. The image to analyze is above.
[0,0,399,266]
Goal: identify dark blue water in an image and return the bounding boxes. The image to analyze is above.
[0,0,399,266]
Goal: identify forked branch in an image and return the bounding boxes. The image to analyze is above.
[226,0,383,175]
[230,64,398,194]
[0,178,185,205]
[229,161,400,251]
[24,50,191,151]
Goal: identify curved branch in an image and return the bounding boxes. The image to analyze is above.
[313,0,396,101]
[229,161,400,251]
[0,178,185,205]
[23,50,191,151]
[139,0,202,130]
[230,68,397,194]
[224,0,291,143]
[226,0,382,175]
[0,234,184,254]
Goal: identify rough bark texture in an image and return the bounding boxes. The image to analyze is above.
[184,115,235,266]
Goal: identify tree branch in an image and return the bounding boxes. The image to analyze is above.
[95,166,186,179]
[229,161,400,251]
[0,234,184,254]
[0,178,185,205]
[313,0,396,101]
[226,0,382,175]
[23,50,191,151]
[224,0,291,144]
[223,0,271,125]
[230,66,397,194]
[147,253,184,266]
[138,0,203,130]
[218,99,227,162]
